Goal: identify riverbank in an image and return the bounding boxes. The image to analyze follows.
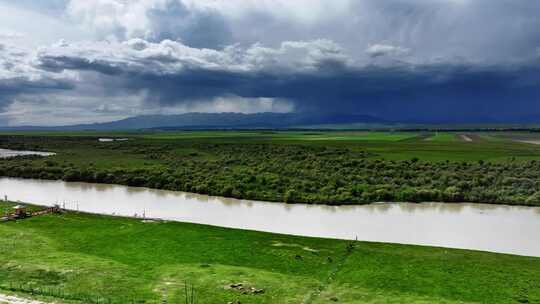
[1,203,539,303]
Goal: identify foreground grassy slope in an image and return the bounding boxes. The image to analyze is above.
[3,131,540,205]
[0,208,539,303]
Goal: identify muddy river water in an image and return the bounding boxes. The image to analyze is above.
[1,177,539,257]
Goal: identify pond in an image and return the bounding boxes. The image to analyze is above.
[1,177,539,257]
[98,138,129,142]
[0,149,55,158]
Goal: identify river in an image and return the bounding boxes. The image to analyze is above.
[0,149,55,158]
[1,177,539,257]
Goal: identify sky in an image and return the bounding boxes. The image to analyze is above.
[0,0,540,126]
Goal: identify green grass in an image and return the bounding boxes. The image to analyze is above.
[138,131,417,142]
[290,132,417,142]
[490,132,540,143]
[0,207,538,304]
[0,201,16,215]
[2,130,540,162]
[129,130,540,162]
[0,201,44,216]
[425,133,459,142]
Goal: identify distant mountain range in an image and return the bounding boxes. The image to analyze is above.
[0,112,388,131]
[3,112,540,131]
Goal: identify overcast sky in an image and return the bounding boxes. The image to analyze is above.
[1,0,539,126]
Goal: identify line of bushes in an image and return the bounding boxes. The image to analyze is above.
[1,137,540,206]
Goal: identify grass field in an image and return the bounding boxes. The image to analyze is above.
[424,133,459,142]
[3,130,540,162]
[130,130,540,162]
[140,131,418,142]
[0,204,539,304]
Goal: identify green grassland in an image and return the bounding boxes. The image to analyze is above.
[0,206,538,304]
[2,130,538,161]
[141,130,540,162]
[2,131,540,205]
[156,131,417,143]
[424,133,460,142]
[492,132,540,142]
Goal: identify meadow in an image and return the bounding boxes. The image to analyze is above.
[2,131,540,205]
[0,204,539,304]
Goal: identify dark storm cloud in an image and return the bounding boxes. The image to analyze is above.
[146,0,232,48]
[141,64,540,122]
[345,0,540,61]
[61,0,233,49]
[0,77,73,95]
[0,44,74,112]
[33,39,540,123]
[0,77,75,114]
[208,0,540,63]
[3,0,540,125]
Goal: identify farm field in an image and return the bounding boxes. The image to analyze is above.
[0,204,539,304]
[136,131,417,141]
[2,131,540,205]
[424,132,459,142]
[491,132,540,145]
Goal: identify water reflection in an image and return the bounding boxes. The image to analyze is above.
[0,177,539,257]
[363,203,392,214]
[0,149,55,158]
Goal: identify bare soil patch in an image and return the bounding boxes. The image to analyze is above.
[460,134,473,142]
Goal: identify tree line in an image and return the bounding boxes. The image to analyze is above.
[1,137,540,206]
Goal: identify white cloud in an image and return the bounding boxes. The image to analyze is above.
[0,29,24,40]
[180,96,294,114]
[65,0,354,39]
[65,0,158,40]
[182,0,353,25]
[0,2,91,47]
[36,38,352,76]
[366,44,410,58]
[4,93,293,126]
[65,0,232,48]
[0,43,73,90]
[4,92,149,126]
